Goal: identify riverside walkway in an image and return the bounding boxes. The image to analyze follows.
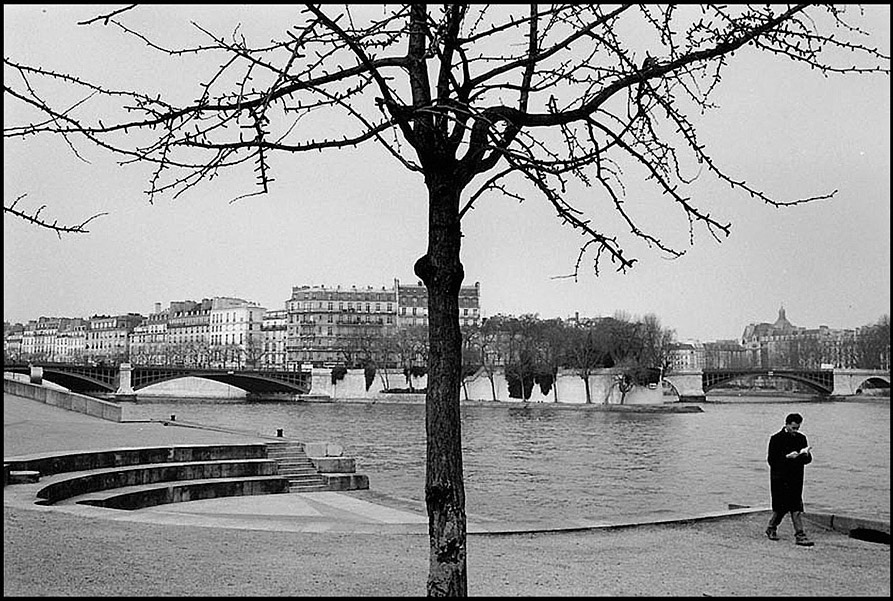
[4,391,889,596]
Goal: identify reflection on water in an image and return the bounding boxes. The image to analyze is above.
[123,397,890,523]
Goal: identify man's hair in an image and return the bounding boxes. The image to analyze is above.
[785,413,803,425]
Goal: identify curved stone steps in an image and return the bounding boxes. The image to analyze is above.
[35,458,280,505]
[4,443,269,477]
[66,475,290,510]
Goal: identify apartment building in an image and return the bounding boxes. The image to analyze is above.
[165,299,213,366]
[129,307,170,365]
[53,321,87,363]
[286,284,398,366]
[260,309,288,370]
[209,297,266,368]
[395,279,481,328]
[285,280,482,367]
[85,313,144,363]
[3,322,24,361]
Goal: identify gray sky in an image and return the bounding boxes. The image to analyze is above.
[3,5,890,341]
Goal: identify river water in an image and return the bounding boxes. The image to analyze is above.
[122,395,890,524]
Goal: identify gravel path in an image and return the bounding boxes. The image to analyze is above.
[4,505,889,596]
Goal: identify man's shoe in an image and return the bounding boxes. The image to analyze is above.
[795,533,814,547]
[766,527,779,541]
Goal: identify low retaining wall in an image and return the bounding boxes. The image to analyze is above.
[3,377,122,422]
[310,367,665,404]
[805,512,890,538]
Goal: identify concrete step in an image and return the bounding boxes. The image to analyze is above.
[286,472,326,482]
[6,443,269,477]
[288,483,329,492]
[276,462,316,470]
[266,451,312,460]
[35,459,279,505]
[65,475,290,510]
[274,458,315,465]
[279,471,320,479]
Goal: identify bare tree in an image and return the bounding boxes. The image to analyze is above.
[638,314,676,374]
[565,318,612,404]
[464,316,504,401]
[4,5,888,595]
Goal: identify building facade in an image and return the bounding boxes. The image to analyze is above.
[286,284,398,367]
[741,306,858,369]
[395,279,481,328]
[53,320,86,363]
[85,313,144,364]
[285,279,482,367]
[260,309,288,370]
[209,297,266,368]
[129,308,170,365]
[668,340,705,372]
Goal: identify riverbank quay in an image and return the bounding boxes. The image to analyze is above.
[292,392,704,412]
[4,392,889,597]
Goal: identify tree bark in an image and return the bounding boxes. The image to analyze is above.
[415,170,467,597]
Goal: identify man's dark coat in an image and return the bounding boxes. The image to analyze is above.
[767,428,812,514]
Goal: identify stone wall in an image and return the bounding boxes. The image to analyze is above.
[3,377,122,422]
[310,367,665,404]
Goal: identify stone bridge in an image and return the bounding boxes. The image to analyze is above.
[663,368,890,401]
[4,363,311,399]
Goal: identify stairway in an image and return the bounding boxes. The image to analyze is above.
[265,441,329,492]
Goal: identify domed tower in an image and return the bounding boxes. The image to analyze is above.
[772,305,795,333]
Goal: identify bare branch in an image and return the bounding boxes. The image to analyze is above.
[4,193,106,237]
[77,4,137,26]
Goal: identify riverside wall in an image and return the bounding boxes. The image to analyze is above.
[5,367,664,405]
[3,377,122,422]
[312,367,664,404]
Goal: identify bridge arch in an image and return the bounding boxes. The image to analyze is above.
[3,364,117,393]
[4,363,311,397]
[851,375,891,395]
[702,368,835,395]
[132,371,309,395]
[660,379,681,399]
[704,373,833,395]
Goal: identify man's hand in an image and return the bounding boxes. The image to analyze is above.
[786,451,800,459]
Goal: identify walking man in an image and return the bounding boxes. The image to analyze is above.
[766,412,815,546]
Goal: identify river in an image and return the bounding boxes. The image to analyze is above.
[122,395,890,524]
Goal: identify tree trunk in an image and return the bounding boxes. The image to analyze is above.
[415,171,467,597]
[583,373,592,404]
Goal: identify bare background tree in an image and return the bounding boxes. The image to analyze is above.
[4,4,888,596]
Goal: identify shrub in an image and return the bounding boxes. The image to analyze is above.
[364,365,376,391]
[331,365,348,385]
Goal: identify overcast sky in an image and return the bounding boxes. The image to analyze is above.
[4,5,890,342]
